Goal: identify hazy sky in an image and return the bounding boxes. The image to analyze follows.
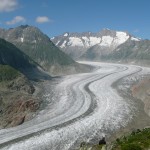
[0,0,150,39]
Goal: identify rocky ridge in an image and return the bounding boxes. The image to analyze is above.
[0,25,91,76]
[51,29,140,59]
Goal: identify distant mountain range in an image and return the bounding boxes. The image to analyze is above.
[51,29,140,60]
[0,25,91,76]
[1,25,150,78]
[52,29,150,66]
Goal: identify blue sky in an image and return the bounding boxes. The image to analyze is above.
[0,0,150,39]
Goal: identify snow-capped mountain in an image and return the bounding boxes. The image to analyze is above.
[51,29,140,59]
[105,39,150,65]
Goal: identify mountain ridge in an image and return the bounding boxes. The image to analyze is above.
[51,29,140,59]
[106,39,150,65]
[0,25,91,76]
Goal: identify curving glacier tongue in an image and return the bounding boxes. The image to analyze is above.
[0,62,145,150]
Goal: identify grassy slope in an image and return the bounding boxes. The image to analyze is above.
[112,128,150,150]
[0,65,20,81]
[0,38,51,80]
[78,128,150,150]
[0,38,36,70]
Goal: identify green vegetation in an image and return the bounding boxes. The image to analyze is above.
[0,65,20,81]
[0,38,44,79]
[0,38,36,70]
[112,128,150,150]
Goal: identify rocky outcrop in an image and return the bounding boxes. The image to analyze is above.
[7,76,35,94]
[0,65,40,128]
[0,97,39,128]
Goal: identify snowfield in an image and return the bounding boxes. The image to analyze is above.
[0,61,149,150]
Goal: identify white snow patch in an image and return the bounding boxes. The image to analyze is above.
[89,37,101,46]
[20,37,24,43]
[64,33,69,37]
[32,40,37,43]
[56,41,60,45]
[82,37,90,47]
[60,40,67,48]
[82,36,89,41]
[131,37,140,41]
[99,36,113,46]
[51,37,54,40]
[113,32,129,46]
[68,37,84,47]
[81,36,101,47]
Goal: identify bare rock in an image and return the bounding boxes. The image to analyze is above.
[10,114,25,127]
[7,76,35,94]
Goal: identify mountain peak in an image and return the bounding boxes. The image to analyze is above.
[51,29,140,59]
[99,28,116,36]
[8,25,30,31]
[63,32,69,37]
[0,26,79,76]
[100,28,129,36]
[18,25,30,29]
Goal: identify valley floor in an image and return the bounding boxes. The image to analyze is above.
[0,61,150,150]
